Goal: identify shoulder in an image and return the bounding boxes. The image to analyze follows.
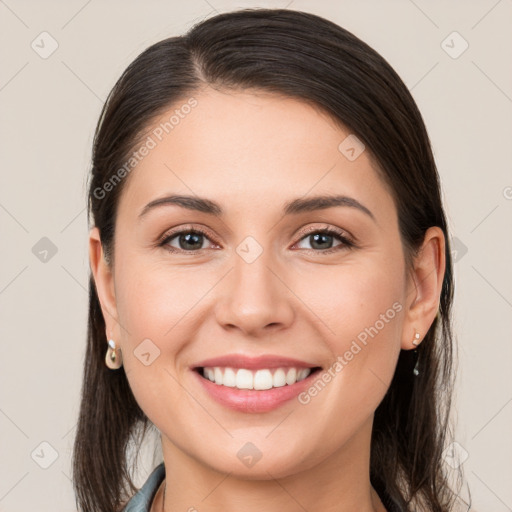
[122,463,166,512]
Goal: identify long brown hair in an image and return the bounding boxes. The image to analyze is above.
[74,8,460,511]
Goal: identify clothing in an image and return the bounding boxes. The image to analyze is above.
[122,463,165,512]
[122,462,405,512]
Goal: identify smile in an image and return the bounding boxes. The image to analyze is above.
[199,366,319,390]
[193,366,322,413]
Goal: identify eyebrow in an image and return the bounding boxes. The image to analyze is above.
[138,194,375,221]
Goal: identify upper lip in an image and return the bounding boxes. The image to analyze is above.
[192,354,320,370]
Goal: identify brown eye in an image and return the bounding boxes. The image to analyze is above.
[294,228,354,253]
[160,228,215,252]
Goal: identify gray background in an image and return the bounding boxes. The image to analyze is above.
[1,0,511,510]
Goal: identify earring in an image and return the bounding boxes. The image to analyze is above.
[412,330,420,376]
[413,351,420,376]
[105,339,123,369]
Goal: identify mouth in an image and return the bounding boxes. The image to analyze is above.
[190,353,324,413]
[191,364,323,414]
[193,366,323,390]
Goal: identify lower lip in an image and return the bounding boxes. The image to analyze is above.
[192,368,320,413]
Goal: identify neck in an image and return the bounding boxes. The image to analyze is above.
[156,416,386,512]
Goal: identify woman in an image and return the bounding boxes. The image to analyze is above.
[73,8,462,512]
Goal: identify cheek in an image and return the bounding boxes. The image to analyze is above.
[112,256,205,403]
[292,255,405,410]
[295,253,404,344]
[112,253,235,415]
[114,256,209,341]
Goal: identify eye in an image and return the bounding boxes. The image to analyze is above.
[293,227,354,254]
[158,225,354,255]
[159,226,217,253]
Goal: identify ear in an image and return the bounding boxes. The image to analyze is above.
[89,227,119,341]
[401,226,445,350]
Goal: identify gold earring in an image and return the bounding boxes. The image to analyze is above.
[412,331,421,346]
[105,339,123,369]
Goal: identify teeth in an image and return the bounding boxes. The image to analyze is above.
[201,367,313,389]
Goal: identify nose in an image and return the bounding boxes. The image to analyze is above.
[214,246,295,337]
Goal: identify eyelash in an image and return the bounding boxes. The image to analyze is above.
[157,224,355,255]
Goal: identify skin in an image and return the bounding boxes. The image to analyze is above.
[89,88,445,512]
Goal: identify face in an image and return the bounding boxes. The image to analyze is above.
[93,88,420,479]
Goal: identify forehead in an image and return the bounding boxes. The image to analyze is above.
[117,88,395,223]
